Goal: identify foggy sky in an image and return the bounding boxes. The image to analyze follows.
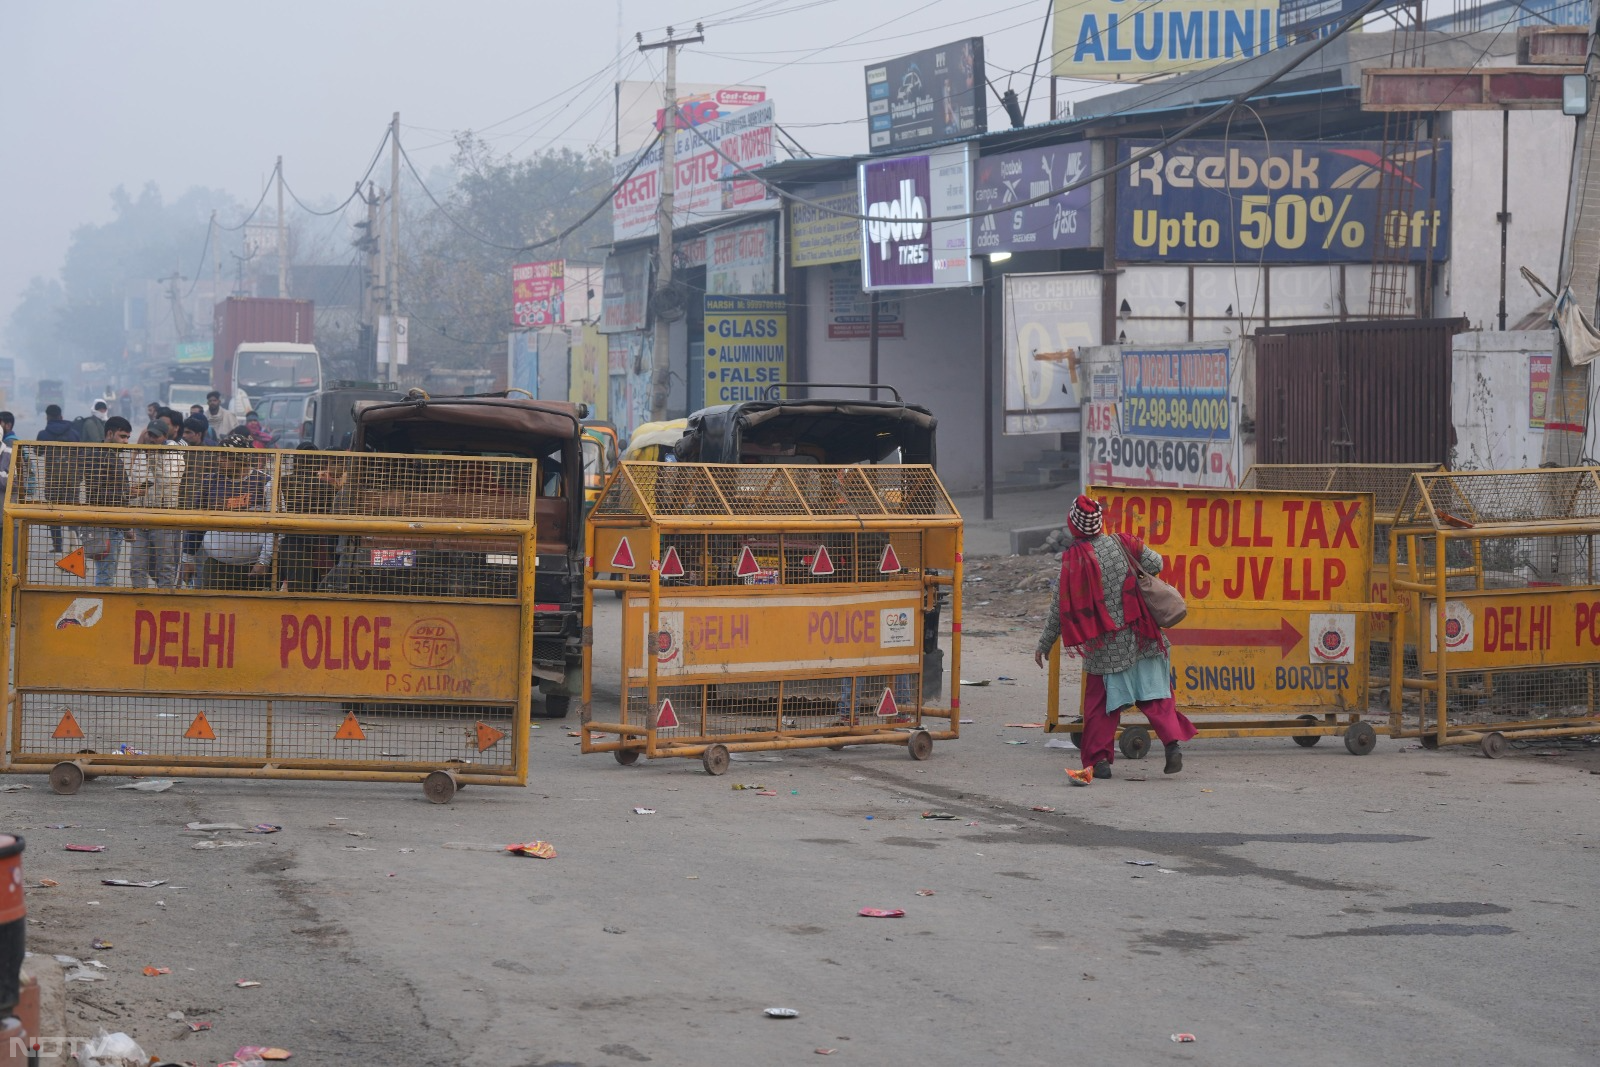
[0,0,1061,333]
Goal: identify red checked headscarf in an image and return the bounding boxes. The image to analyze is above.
[1057,495,1163,657]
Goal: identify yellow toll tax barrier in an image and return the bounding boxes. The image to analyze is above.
[2,443,538,802]
[1388,467,1600,756]
[581,462,962,773]
[1240,463,1445,663]
[1046,485,1391,756]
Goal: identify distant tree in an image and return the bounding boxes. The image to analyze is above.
[401,135,613,375]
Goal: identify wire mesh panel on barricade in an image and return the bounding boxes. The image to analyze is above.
[582,462,963,773]
[2,443,539,802]
[1242,464,1445,684]
[1388,467,1600,756]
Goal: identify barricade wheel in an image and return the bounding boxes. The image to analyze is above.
[1292,715,1322,748]
[1480,732,1507,759]
[1118,726,1151,760]
[1066,719,1085,749]
[907,730,933,761]
[1343,721,1377,756]
[1421,734,1440,750]
[423,770,458,804]
[614,748,641,766]
[49,762,84,796]
[702,744,730,776]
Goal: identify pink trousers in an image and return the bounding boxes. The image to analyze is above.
[1079,672,1198,769]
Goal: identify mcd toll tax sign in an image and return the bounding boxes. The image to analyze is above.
[1097,486,1376,713]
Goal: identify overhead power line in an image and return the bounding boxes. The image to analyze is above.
[676,0,1422,226]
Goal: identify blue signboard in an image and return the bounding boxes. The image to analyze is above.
[1116,139,1452,264]
[1119,346,1231,441]
[973,143,1094,253]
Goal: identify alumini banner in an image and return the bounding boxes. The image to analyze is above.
[1116,139,1453,264]
[974,143,1094,254]
[858,143,975,291]
[1052,0,1282,80]
[611,100,779,242]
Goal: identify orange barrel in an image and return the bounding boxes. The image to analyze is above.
[0,834,23,1015]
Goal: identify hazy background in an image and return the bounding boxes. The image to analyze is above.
[0,0,1072,330]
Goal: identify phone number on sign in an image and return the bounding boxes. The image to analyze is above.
[1120,395,1230,438]
[1086,435,1223,478]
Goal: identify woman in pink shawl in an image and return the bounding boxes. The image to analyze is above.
[1035,495,1196,785]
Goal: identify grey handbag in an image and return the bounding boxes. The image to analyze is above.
[1120,538,1187,628]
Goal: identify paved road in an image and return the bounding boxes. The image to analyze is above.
[8,595,1599,1066]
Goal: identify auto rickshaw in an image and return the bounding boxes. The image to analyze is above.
[620,418,688,463]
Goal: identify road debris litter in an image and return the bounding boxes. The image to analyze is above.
[506,840,557,858]
[141,966,170,976]
[113,779,176,792]
[102,879,166,888]
[764,1008,799,1018]
[858,908,905,918]
[64,844,106,852]
[1172,1033,1196,1043]
[632,807,656,815]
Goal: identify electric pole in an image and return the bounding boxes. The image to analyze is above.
[638,24,704,420]
[383,112,402,384]
[210,211,221,306]
[355,181,381,381]
[276,156,288,299]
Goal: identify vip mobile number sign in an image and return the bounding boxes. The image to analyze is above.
[1080,343,1238,489]
[512,260,565,328]
[1117,139,1452,264]
[1097,487,1374,712]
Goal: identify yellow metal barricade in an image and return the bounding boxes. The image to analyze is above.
[3,443,537,802]
[1389,467,1600,756]
[1241,464,1445,670]
[1045,485,1390,756]
[581,462,962,773]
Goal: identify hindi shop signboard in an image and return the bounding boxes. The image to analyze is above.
[1097,485,1374,714]
[706,218,777,295]
[612,100,779,242]
[1080,342,1240,489]
[600,249,652,334]
[512,260,565,328]
[1002,272,1101,435]
[1117,139,1453,264]
[866,37,986,153]
[858,143,975,291]
[1052,0,1284,80]
[974,143,1095,255]
[703,295,787,405]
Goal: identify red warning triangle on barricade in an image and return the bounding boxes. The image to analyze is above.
[475,721,505,752]
[809,545,835,577]
[184,711,217,740]
[334,712,367,741]
[52,708,85,740]
[654,698,680,730]
[875,688,899,719]
[610,537,636,570]
[879,543,902,574]
[735,545,761,578]
[55,547,86,579]
[660,546,685,578]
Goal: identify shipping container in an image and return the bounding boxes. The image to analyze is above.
[212,297,314,396]
[1254,318,1466,467]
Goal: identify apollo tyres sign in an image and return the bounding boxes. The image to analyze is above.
[858,143,975,290]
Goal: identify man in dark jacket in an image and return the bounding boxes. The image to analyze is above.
[78,400,109,443]
[37,403,80,552]
[81,416,133,584]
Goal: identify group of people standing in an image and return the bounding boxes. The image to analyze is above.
[10,393,323,591]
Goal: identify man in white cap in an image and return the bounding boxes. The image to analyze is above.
[1035,494,1196,784]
